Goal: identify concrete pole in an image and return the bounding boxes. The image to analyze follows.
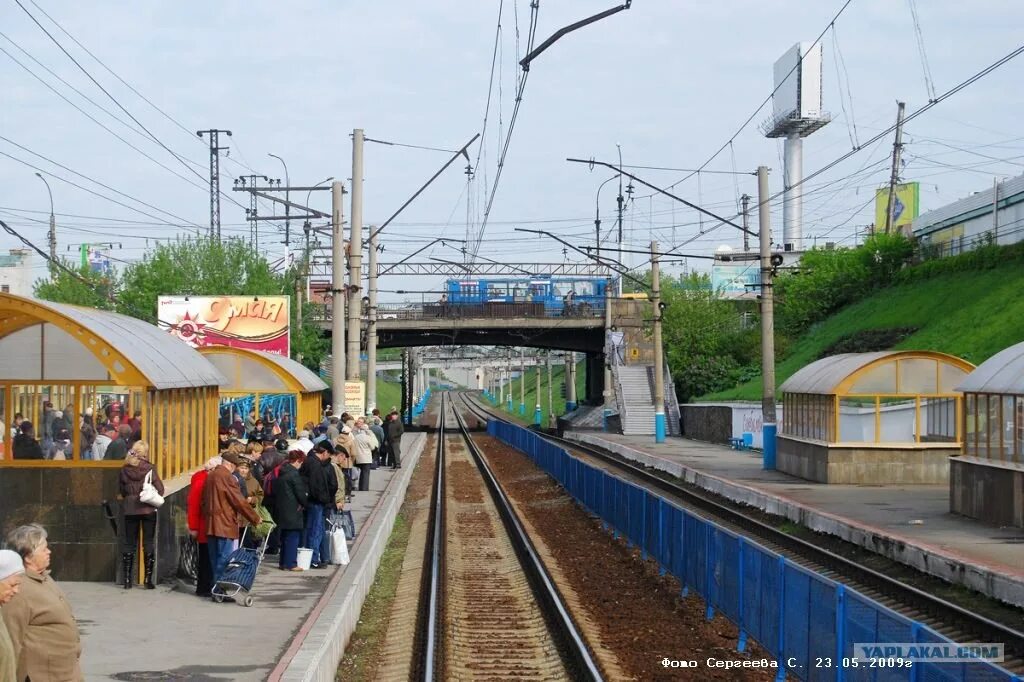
[519,350,526,415]
[603,279,613,431]
[507,351,514,412]
[366,229,378,412]
[992,177,1000,240]
[330,181,347,411]
[346,129,364,381]
[565,352,577,411]
[499,367,505,407]
[547,351,555,429]
[652,241,666,443]
[884,102,907,235]
[758,166,778,469]
[783,133,803,251]
[741,194,751,253]
[534,363,542,426]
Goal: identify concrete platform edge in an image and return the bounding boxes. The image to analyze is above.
[274,433,427,682]
[566,432,1024,608]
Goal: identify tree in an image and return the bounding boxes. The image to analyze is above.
[116,237,282,323]
[33,260,117,310]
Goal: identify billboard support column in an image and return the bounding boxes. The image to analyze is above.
[331,181,347,411]
[783,133,802,251]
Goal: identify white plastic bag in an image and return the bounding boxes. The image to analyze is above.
[329,525,349,565]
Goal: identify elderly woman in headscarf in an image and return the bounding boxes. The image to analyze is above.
[353,417,378,492]
[118,440,164,589]
[334,423,357,500]
[187,455,222,598]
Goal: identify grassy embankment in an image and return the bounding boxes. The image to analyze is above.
[702,262,1024,401]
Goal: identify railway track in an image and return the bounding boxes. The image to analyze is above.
[418,393,603,681]
[458,392,1024,675]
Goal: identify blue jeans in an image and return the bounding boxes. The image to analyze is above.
[302,505,325,565]
[208,536,234,584]
[279,529,301,569]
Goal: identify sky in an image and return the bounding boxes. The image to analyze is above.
[2,0,1024,303]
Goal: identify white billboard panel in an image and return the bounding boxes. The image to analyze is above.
[772,42,824,121]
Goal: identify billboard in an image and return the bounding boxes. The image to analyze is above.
[158,295,290,356]
[711,263,760,299]
[772,42,824,121]
[874,182,920,234]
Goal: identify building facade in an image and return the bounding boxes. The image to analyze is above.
[0,249,34,297]
[912,173,1024,256]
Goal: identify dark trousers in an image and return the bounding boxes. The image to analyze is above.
[302,505,326,565]
[196,542,213,596]
[279,529,301,569]
[357,463,371,491]
[265,526,281,553]
[122,513,157,555]
[391,437,402,467]
[343,468,354,496]
[381,442,392,467]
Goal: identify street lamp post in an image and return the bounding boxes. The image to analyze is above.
[268,153,290,250]
[34,173,55,263]
[594,174,617,261]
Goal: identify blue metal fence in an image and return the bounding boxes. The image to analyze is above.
[487,420,1018,682]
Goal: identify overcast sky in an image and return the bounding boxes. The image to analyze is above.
[2,0,1023,301]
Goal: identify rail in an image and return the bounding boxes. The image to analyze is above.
[462,393,1024,679]
[421,397,445,681]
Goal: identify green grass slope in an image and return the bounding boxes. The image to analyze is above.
[486,361,586,426]
[703,262,1024,401]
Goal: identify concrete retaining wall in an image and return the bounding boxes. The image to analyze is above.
[778,436,956,484]
[680,404,732,444]
[950,456,1024,529]
[566,432,1024,608]
[275,433,426,682]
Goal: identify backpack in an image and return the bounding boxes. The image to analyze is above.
[262,463,284,498]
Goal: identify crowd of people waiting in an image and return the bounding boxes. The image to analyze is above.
[7,399,143,461]
[186,406,405,595]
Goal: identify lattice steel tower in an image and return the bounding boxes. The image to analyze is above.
[197,129,232,239]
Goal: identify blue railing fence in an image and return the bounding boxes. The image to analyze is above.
[487,420,1017,682]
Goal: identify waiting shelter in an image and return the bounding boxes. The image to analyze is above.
[951,341,1024,528]
[0,293,225,579]
[198,346,327,437]
[778,351,974,484]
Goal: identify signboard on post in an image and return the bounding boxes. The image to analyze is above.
[874,182,920,235]
[712,263,760,299]
[343,380,365,415]
[158,295,290,356]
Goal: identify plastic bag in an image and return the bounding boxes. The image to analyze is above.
[329,524,349,565]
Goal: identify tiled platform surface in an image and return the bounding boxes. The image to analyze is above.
[63,432,426,682]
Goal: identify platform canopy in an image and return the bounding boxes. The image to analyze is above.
[956,341,1024,463]
[0,294,225,479]
[779,351,974,445]
[197,346,326,436]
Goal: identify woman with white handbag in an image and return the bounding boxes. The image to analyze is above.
[117,440,165,590]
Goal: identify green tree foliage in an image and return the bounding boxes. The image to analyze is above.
[117,238,282,323]
[660,273,759,401]
[774,233,912,336]
[33,260,118,310]
[33,238,328,371]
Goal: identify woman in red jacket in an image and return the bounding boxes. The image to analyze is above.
[187,456,221,598]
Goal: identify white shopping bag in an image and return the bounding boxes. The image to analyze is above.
[329,525,349,565]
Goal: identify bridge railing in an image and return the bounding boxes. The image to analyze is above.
[312,300,606,322]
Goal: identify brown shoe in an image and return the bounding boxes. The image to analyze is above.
[289,566,304,572]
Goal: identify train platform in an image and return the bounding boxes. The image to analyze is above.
[63,432,426,682]
[564,431,1024,608]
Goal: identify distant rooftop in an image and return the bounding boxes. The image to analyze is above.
[912,172,1024,237]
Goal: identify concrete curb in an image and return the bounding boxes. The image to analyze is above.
[271,433,427,681]
[567,432,1024,608]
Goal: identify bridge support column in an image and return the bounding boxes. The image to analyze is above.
[584,352,604,408]
[534,363,542,427]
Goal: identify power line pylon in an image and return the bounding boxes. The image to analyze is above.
[197,128,232,239]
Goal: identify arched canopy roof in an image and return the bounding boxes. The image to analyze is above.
[0,294,225,389]
[198,346,328,394]
[780,351,974,397]
[957,341,1024,394]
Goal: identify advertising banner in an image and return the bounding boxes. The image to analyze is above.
[711,263,760,299]
[874,182,920,233]
[158,295,290,356]
[343,380,365,416]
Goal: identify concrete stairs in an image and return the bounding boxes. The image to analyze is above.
[617,365,656,435]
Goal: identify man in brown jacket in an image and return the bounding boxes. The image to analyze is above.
[202,452,261,586]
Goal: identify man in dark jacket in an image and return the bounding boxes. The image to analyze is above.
[202,452,261,585]
[300,443,333,568]
[260,440,288,555]
[104,425,132,460]
[318,441,339,565]
[274,451,308,570]
[385,411,405,469]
